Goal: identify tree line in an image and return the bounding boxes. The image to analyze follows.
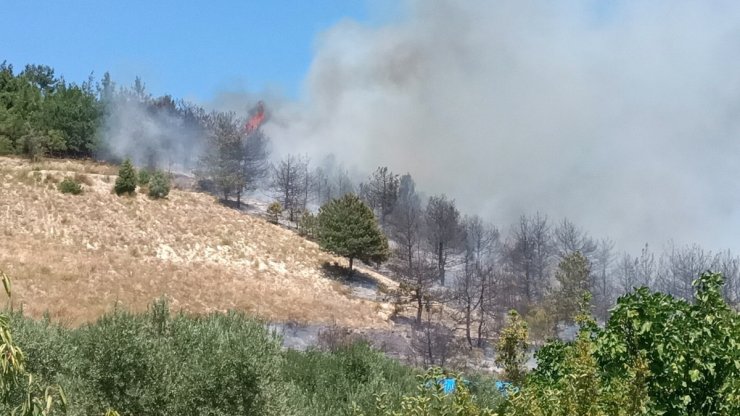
[275,157,740,356]
[0,63,99,159]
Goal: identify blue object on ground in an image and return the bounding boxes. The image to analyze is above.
[441,378,456,394]
[495,380,520,396]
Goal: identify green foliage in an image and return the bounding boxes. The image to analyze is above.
[57,178,82,195]
[137,170,150,186]
[34,81,100,156]
[510,271,739,416]
[355,368,496,416]
[508,299,648,416]
[13,305,293,416]
[595,271,739,414]
[0,63,99,158]
[0,135,15,155]
[317,194,389,271]
[113,159,136,196]
[496,310,529,384]
[147,171,170,199]
[298,211,318,239]
[2,263,736,416]
[524,305,556,343]
[267,202,282,224]
[5,301,423,416]
[283,342,416,416]
[0,270,67,416]
[19,129,66,162]
[553,251,591,324]
[196,112,247,202]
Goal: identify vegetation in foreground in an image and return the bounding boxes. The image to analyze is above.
[3,298,419,416]
[0,268,736,415]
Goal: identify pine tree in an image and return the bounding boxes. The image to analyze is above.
[114,158,137,195]
[317,194,389,273]
[148,170,170,199]
[554,251,592,324]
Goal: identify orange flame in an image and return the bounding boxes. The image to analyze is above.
[245,101,266,135]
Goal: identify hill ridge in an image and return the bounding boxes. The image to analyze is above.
[0,157,394,328]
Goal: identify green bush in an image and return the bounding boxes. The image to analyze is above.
[0,271,68,416]
[147,171,170,199]
[283,342,416,416]
[355,368,496,416]
[137,169,150,186]
[4,272,734,416]
[114,159,137,196]
[0,135,15,155]
[298,211,318,239]
[5,303,419,416]
[267,202,282,224]
[10,305,294,416]
[509,272,739,416]
[58,177,83,195]
[495,310,529,384]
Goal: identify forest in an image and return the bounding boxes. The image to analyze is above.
[1,62,739,415]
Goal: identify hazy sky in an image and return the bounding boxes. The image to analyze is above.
[4,1,740,254]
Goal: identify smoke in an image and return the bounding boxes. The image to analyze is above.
[101,96,206,171]
[266,0,740,253]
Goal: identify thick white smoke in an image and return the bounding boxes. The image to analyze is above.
[102,97,205,171]
[265,0,740,253]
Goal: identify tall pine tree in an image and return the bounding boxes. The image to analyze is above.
[317,194,389,273]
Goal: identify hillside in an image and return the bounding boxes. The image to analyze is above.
[0,157,395,328]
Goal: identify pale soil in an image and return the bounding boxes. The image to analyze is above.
[0,157,394,328]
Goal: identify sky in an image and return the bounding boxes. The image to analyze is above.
[3,0,740,256]
[0,0,380,99]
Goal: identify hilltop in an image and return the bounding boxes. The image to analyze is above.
[0,156,396,328]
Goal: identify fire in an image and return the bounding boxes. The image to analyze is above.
[245,101,266,135]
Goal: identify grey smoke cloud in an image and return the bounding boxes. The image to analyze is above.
[265,0,740,253]
[102,97,205,171]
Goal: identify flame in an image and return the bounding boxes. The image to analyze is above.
[245,101,266,135]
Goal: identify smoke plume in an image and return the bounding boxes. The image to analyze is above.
[266,0,740,253]
[101,96,205,171]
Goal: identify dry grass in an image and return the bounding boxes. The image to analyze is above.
[0,157,393,329]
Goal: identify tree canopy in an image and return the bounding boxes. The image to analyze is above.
[317,194,389,272]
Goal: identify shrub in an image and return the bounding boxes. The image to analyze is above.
[298,211,318,239]
[355,368,496,416]
[267,202,282,224]
[114,159,137,196]
[58,177,82,195]
[0,135,15,155]
[524,304,556,343]
[496,310,527,383]
[49,305,293,416]
[137,169,150,186]
[317,325,364,352]
[507,272,740,416]
[0,270,68,415]
[147,171,170,199]
[283,342,416,416]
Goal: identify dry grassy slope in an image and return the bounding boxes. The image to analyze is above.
[0,157,395,328]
